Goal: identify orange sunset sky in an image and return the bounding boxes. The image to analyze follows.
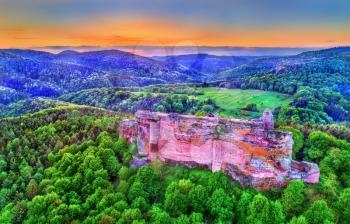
[1,0,350,48]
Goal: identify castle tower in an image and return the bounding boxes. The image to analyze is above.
[262,108,274,129]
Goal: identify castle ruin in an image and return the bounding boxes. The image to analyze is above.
[119,109,319,190]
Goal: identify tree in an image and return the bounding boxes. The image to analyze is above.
[320,148,350,188]
[118,166,131,181]
[68,204,82,219]
[97,193,119,211]
[270,200,285,224]
[247,194,270,223]
[207,172,231,194]
[175,214,190,224]
[243,103,258,112]
[115,138,128,156]
[207,188,234,223]
[120,208,143,224]
[164,179,193,216]
[336,188,350,223]
[135,167,161,203]
[189,185,209,213]
[236,191,254,224]
[105,156,121,177]
[114,200,129,212]
[12,200,27,224]
[131,197,149,213]
[303,200,334,224]
[0,203,13,224]
[202,105,214,113]
[305,131,349,162]
[173,102,184,113]
[155,105,166,112]
[128,181,148,202]
[282,180,305,218]
[189,212,204,224]
[288,216,308,224]
[278,126,304,159]
[116,180,129,195]
[149,206,172,224]
[26,179,40,200]
[247,193,285,224]
[0,160,7,173]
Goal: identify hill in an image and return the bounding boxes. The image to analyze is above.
[2,46,350,125]
[212,47,350,124]
[0,104,350,223]
[0,49,205,104]
[0,97,72,118]
[58,86,290,119]
[215,47,350,83]
[153,54,259,74]
[58,86,218,116]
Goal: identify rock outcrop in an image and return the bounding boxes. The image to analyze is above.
[120,109,319,190]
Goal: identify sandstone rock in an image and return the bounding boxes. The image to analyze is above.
[119,110,320,190]
[119,119,138,143]
[130,155,150,168]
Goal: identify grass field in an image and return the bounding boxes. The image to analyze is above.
[197,88,292,118]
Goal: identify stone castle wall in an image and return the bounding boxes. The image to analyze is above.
[119,110,319,190]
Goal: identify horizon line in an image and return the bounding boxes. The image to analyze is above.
[3,45,349,57]
[23,45,347,49]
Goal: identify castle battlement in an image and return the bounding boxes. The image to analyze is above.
[119,109,319,190]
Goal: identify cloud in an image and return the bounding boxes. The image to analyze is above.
[0,6,350,48]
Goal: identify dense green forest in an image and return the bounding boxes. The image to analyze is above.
[57,85,350,140]
[58,79,350,125]
[1,47,350,223]
[3,84,350,144]
[58,86,289,119]
[231,76,350,124]
[0,98,70,118]
[214,47,350,124]
[59,86,217,115]
[0,49,205,104]
[0,106,349,223]
[2,47,350,126]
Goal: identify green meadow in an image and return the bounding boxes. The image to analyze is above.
[197,88,292,118]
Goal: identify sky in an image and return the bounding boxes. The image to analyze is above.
[0,0,350,49]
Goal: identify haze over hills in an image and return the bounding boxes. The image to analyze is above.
[214,46,350,81]
[152,54,260,74]
[33,46,320,57]
[1,46,350,122]
[0,49,205,104]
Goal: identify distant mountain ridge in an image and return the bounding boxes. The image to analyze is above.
[33,45,319,57]
[0,49,205,104]
[153,54,261,74]
[1,46,350,107]
[214,47,350,81]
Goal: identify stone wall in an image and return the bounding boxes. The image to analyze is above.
[120,109,319,190]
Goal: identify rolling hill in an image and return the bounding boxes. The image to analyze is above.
[2,47,350,123]
[153,54,259,74]
[214,47,350,82]
[0,49,205,104]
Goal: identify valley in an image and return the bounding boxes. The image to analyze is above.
[0,46,350,223]
[197,88,291,118]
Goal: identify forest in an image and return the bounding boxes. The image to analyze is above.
[0,47,350,223]
[0,105,349,223]
[1,47,350,126]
